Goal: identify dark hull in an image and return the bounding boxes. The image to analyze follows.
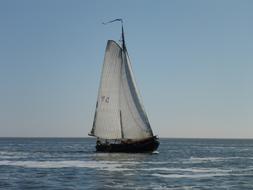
[96,136,159,153]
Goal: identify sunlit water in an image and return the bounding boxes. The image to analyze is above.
[0,138,253,189]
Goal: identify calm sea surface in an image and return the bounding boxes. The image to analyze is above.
[0,138,253,189]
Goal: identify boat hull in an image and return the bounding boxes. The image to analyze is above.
[96,136,159,153]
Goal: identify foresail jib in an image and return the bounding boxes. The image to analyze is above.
[119,50,153,139]
[124,53,152,131]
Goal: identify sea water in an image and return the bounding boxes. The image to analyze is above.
[0,138,253,189]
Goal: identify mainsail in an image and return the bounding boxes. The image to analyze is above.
[90,23,153,140]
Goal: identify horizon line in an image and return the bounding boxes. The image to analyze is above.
[0,136,252,140]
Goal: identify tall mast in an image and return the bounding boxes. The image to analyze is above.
[121,22,126,50]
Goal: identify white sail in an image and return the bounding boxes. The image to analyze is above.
[91,40,122,139]
[119,50,153,139]
[91,40,153,140]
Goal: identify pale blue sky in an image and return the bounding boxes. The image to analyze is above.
[0,0,252,138]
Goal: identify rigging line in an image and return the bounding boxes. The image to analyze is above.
[120,110,124,139]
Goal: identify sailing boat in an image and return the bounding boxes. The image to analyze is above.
[89,19,159,152]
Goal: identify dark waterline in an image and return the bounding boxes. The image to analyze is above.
[0,138,253,189]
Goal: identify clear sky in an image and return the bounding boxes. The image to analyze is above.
[0,0,252,138]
